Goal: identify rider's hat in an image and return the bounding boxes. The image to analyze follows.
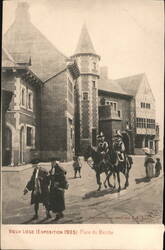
[97,131,105,139]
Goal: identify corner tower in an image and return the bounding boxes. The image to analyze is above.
[72,24,100,153]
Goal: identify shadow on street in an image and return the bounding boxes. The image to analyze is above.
[82,187,126,199]
[135,177,151,184]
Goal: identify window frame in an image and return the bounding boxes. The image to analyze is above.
[27,89,33,111]
[82,91,89,101]
[21,86,26,109]
[26,125,35,149]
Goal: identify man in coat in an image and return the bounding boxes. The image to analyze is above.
[23,159,51,219]
[48,157,69,221]
[112,130,125,165]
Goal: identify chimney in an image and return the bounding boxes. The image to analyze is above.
[15,2,30,23]
[100,66,108,79]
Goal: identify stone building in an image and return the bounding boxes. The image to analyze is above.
[98,69,159,154]
[2,2,79,165]
[2,47,42,166]
[2,2,159,166]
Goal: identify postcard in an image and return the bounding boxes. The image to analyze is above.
[1,0,164,249]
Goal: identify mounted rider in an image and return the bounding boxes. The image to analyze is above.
[96,132,109,170]
[112,130,126,165]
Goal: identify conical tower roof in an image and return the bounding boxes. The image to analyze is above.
[74,24,97,55]
[3,2,67,82]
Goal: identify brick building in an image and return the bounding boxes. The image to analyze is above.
[2,2,159,166]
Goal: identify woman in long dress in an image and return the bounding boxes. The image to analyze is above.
[48,158,69,220]
[144,148,155,181]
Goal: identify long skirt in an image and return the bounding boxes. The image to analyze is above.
[146,163,154,178]
[49,189,65,213]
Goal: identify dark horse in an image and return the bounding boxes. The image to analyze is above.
[84,145,133,192]
[84,145,115,191]
[105,147,133,192]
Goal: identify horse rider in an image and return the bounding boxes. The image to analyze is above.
[96,132,109,170]
[112,130,126,165]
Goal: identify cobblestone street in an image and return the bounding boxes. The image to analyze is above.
[2,153,163,224]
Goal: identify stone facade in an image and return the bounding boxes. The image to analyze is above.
[40,69,76,161]
[2,67,41,166]
[2,2,159,166]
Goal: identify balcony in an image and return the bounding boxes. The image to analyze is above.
[99,105,121,121]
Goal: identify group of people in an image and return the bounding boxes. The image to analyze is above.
[95,130,126,169]
[24,130,162,220]
[143,148,162,181]
[24,157,69,221]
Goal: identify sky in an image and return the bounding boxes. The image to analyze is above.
[2,0,164,149]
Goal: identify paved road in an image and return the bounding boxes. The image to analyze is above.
[2,153,163,224]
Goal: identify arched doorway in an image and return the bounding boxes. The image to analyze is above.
[20,126,25,164]
[4,127,12,165]
[122,132,130,154]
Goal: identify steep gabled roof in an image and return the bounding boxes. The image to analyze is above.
[98,78,129,96]
[115,73,144,96]
[74,23,96,55]
[2,47,19,68]
[3,2,67,82]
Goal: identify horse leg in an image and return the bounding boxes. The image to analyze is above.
[96,172,102,191]
[113,172,116,189]
[116,171,121,192]
[107,172,114,188]
[104,173,108,188]
[124,164,130,189]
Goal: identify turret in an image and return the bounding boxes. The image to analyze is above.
[72,24,100,153]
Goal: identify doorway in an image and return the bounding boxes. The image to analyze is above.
[20,126,25,163]
[4,127,12,165]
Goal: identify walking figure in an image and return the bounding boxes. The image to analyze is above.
[155,158,162,177]
[73,156,82,178]
[48,157,69,221]
[23,159,51,219]
[143,148,155,181]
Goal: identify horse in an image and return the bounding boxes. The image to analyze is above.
[105,147,133,192]
[84,145,133,192]
[84,145,115,191]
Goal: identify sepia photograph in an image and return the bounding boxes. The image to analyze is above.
[1,0,164,228]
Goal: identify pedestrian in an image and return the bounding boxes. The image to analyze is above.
[155,158,162,177]
[73,155,82,178]
[143,148,155,181]
[48,157,69,221]
[23,159,51,219]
